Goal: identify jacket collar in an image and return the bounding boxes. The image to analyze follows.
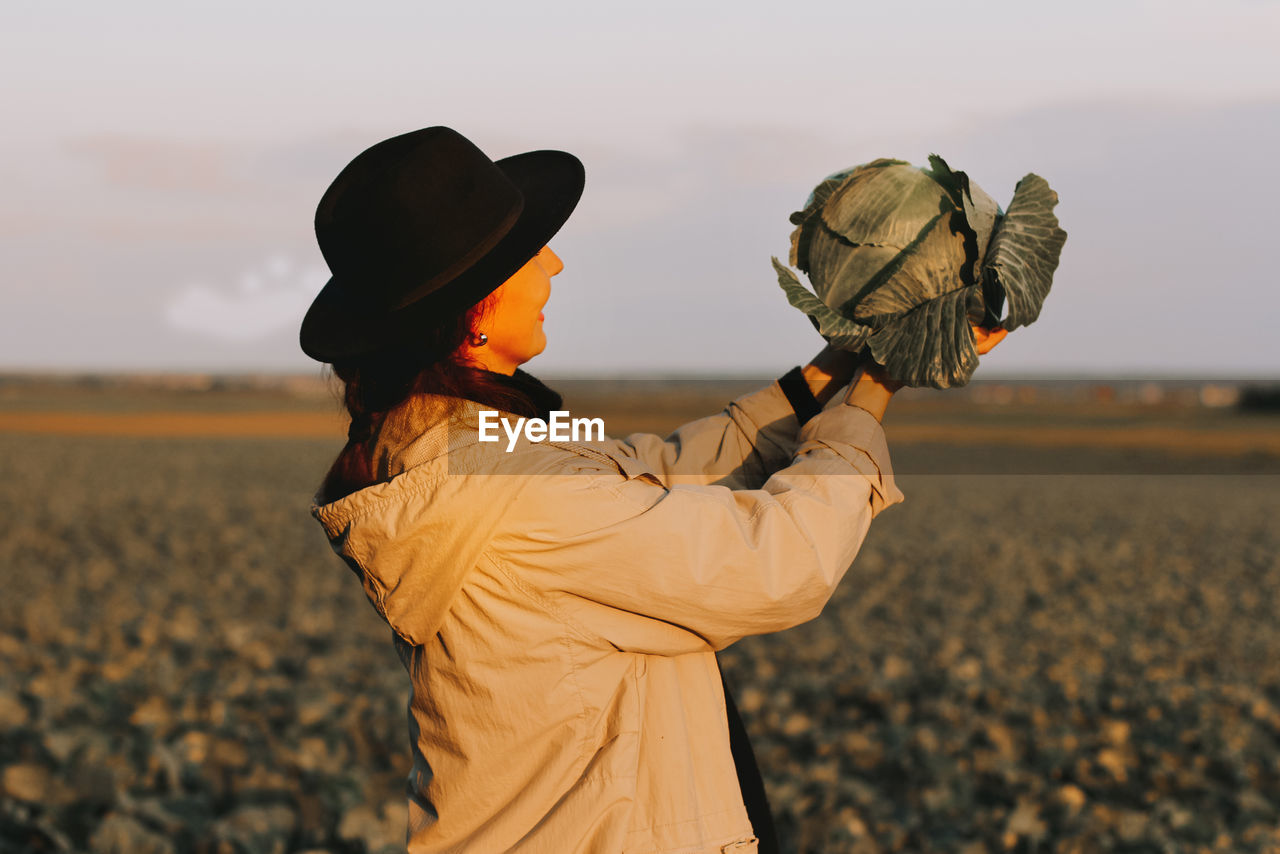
[350,368,558,483]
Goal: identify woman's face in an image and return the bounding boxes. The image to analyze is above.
[465,246,562,375]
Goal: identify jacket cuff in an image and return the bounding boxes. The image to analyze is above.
[796,402,905,516]
[724,379,803,438]
[718,380,806,482]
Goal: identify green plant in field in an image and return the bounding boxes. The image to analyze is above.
[774,156,1067,388]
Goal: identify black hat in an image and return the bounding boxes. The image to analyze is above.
[299,126,584,362]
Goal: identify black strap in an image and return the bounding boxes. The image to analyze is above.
[777,366,822,426]
[713,370,812,852]
[720,665,780,853]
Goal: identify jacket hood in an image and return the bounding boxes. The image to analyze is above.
[311,396,543,645]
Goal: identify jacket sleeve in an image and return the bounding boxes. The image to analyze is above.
[496,401,906,656]
[581,379,804,489]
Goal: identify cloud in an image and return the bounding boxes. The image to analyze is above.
[165,255,327,341]
[10,98,1276,373]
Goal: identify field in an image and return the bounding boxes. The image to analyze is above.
[0,377,1277,853]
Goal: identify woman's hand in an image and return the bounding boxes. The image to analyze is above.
[799,345,897,421]
[800,345,863,406]
[832,324,1010,422]
[973,324,1008,355]
[843,361,899,422]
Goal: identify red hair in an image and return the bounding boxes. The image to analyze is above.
[319,294,543,503]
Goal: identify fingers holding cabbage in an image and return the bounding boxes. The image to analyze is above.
[775,156,1063,389]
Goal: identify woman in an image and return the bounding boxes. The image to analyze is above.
[300,127,1006,853]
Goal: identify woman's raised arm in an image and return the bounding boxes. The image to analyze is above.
[495,398,904,656]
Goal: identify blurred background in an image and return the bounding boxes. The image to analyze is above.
[1,2,1278,852]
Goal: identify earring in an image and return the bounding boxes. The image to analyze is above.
[470,332,488,347]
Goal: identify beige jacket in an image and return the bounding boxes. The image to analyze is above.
[312,380,904,853]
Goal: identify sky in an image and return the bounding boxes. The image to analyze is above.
[2,0,1278,377]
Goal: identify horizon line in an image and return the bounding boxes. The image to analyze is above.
[2,369,1278,384]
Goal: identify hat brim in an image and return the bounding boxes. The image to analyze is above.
[300,149,585,362]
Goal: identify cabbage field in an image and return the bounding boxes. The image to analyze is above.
[0,381,1277,853]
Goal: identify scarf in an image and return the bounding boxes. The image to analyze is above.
[478,367,564,420]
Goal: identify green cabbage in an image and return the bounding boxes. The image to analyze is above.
[774,155,1067,388]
